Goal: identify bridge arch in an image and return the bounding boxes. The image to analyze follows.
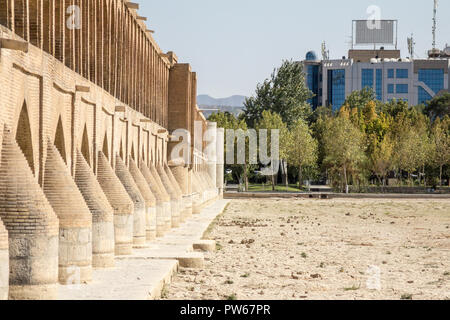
[81,124,91,165]
[102,133,109,160]
[119,139,124,160]
[15,101,35,174]
[54,116,67,163]
[130,142,135,161]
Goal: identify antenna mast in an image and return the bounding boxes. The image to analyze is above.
[321,41,329,60]
[432,0,438,49]
[407,34,415,59]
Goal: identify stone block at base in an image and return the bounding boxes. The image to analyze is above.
[193,240,216,252]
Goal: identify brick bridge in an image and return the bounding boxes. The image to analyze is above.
[0,0,224,299]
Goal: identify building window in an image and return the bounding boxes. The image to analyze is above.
[328,69,346,111]
[418,69,444,94]
[388,69,394,79]
[307,65,320,110]
[376,69,382,100]
[362,69,374,90]
[396,84,408,94]
[396,69,409,79]
[388,84,394,94]
[418,86,433,104]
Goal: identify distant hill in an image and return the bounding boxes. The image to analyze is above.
[197,95,247,118]
[197,95,247,107]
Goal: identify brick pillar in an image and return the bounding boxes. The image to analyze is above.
[74,149,115,268]
[0,127,59,300]
[115,155,146,247]
[43,142,93,284]
[129,159,157,242]
[96,152,134,256]
[140,162,170,237]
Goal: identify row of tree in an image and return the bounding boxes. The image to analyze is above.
[208,60,450,191]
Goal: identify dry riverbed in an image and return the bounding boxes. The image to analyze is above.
[163,198,450,300]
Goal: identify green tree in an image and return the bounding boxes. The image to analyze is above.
[341,87,376,111]
[322,117,366,192]
[431,116,450,185]
[369,134,394,186]
[390,111,433,185]
[256,111,289,190]
[425,92,450,120]
[244,60,312,128]
[381,99,409,118]
[285,119,318,190]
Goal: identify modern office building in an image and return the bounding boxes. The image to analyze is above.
[304,49,450,111]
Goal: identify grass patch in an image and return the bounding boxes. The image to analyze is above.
[301,252,308,258]
[226,293,237,300]
[401,294,413,300]
[241,273,250,278]
[247,184,302,193]
[224,280,234,285]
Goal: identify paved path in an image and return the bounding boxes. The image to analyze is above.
[58,199,230,300]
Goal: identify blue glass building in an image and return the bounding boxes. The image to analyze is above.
[304,51,321,110]
[327,69,346,111]
[303,50,449,111]
[417,69,444,104]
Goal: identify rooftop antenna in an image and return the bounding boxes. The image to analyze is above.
[432,0,438,49]
[407,34,415,59]
[321,41,329,60]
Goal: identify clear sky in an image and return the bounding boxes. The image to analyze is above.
[137,0,450,99]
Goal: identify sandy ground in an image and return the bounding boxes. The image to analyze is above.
[163,198,450,300]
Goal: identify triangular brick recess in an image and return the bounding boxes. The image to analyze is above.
[74,149,115,268]
[164,164,183,197]
[44,142,92,229]
[140,162,168,202]
[155,164,180,228]
[149,163,171,200]
[169,165,189,195]
[129,159,157,241]
[97,152,134,215]
[115,155,146,246]
[139,161,168,236]
[157,165,179,200]
[75,149,114,224]
[141,162,171,233]
[165,164,191,219]
[96,151,134,255]
[43,141,93,283]
[0,126,59,300]
[129,159,156,207]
